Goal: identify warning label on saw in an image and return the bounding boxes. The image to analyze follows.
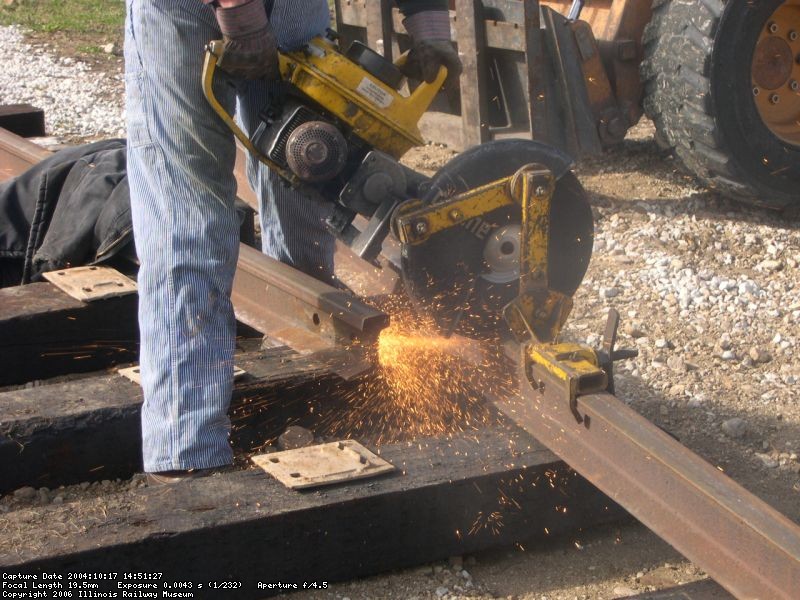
[356,77,394,109]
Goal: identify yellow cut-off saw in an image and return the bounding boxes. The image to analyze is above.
[203,31,594,343]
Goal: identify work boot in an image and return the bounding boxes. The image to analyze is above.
[145,466,232,486]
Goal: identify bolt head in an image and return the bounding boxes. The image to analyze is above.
[448,209,463,221]
[414,220,428,235]
[768,21,779,34]
[789,30,798,41]
[770,93,781,104]
[753,86,761,96]
[790,80,799,91]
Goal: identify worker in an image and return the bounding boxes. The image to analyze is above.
[124,0,462,484]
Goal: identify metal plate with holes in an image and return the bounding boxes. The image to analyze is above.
[251,440,395,490]
[118,365,246,385]
[42,266,137,302]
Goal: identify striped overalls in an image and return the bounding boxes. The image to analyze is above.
[124,0,331,471]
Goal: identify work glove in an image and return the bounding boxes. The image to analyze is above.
[400,10,462,90]
[210,0,279,80]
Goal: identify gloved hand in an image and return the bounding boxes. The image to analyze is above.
[212,0,279,80]
[400,10,462,90]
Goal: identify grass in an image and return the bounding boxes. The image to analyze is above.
[0,0,125,36]
[76,43,103,54]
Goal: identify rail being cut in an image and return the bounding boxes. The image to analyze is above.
[0,124,625,593]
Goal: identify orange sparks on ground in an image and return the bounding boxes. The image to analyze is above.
[469,510,504,536]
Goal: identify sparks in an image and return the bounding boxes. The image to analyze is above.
[318,296,515,444]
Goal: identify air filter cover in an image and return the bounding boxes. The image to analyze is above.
[285,121,348,182]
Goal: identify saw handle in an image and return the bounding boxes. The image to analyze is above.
[203,40,273,164]
[393,51,448,111]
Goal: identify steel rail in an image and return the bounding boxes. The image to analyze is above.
[232,244,388,377]
[492,356,800,599]
[0,126,51,180]
[0,127,389,377]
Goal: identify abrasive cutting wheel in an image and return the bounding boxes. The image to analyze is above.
[400,140,594,339]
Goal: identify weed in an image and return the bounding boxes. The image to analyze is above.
[0,0,125,37]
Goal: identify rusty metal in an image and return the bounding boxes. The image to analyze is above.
[455,0,490,148]
[524,0,550,144]
[251,439,396,490]
[752,35,793,90]
[232,244,388,376]
[0,126,51,181]
[541,7,609,155]
[41,266,138,302]
[489,338,800,599]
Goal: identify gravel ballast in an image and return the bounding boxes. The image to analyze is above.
[0,25,125,140]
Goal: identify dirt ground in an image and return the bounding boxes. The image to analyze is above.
[2,26,799,600]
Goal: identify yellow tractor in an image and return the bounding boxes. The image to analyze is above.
[334,0,800,210]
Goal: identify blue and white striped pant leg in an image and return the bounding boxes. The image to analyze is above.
[236,0,336,282]
[125,0,240,472]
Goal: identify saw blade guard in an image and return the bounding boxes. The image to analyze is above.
[398,139,594,339]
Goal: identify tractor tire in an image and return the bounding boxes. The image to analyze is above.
[641,0,800,210]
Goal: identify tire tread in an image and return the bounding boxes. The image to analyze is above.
[640,0,790,206]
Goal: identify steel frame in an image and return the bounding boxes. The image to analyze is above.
[333,0,628,155]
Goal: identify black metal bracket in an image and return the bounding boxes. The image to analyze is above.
[596,308,638,395]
